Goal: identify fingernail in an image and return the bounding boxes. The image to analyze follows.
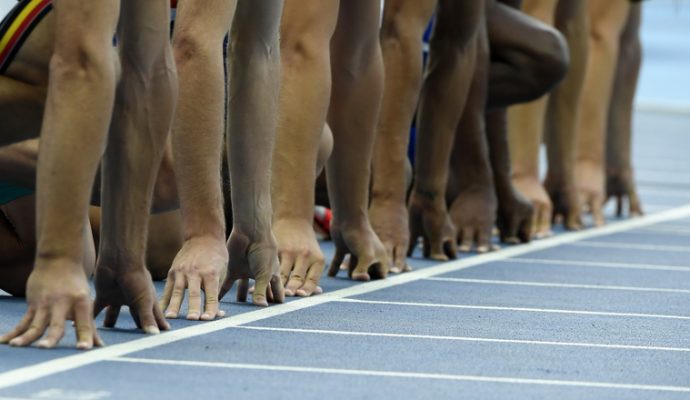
[295,289,308,297]
[144,326,160,335]
[165,311,177,319]
[284,289,294,297]
[389,267,401,274]
[9,338,23,347]
[200,313,211,320]
[37,339,50,348]
[476,246,488,254]
[187,313,199,321]
[76,341,92,350]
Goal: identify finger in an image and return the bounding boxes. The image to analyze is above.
[153,302,170,331]
[393,244,410,273]
[629,192,643,217]
[458,227,474,253]
[278,252,294,287]
[37,302,70,348]
[443,237,457,260]
[10,306,49,347]
[93,322,105,347]
[236,279,249,303]
[518,216,532,244]
[133,299,161,335]
[407,213,422,257]
[73,299,95,350]
[218,276,234,302]
[616,195,623,218]
[328,246,346,278]
[201,274,221,321]
[103,306,121,328]
[296,260,324,297]
[1,307,35,344]
[165,275,187,319]
[252,275,270,307]
[93,297,107,319]
[159,275,175,311]
[287,254,311,295]
[186,277,202,320]
[536,206,553,239]
[529,205,540,238]
[591,199,605,227]
[428,230,450,261]
[383,242,398,273]
[270,274,285,303]
[476,229,491,254]
[350,256,372,282]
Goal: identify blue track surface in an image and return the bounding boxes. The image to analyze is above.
[2,2,690,399]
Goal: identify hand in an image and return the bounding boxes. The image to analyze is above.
[606,167,643,218]
[272,219,324,297]
[1,260,103,349]
[575,160,606,226]
[544,172,583,230]
[512,174,554,238]
[93,260,169,334]
[220,229,284,306]
[496,182,534,244]
[449,184,498,253]
[408,190,457,260]
[369,197,410,273]
[160,236,228,321]
[328,220,388,281]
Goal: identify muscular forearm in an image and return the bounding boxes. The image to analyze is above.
[227,4,281,237]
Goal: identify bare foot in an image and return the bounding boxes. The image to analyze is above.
[328,220,388,281]
[272,218,324,297]
[449,184,497,253]
[407,190,457,261]
[544,172,583,230]
[575,160,606,226]
[370,197,410,274]
[606,166,643,218]
[512,174,553,238]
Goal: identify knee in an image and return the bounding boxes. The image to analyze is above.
[525,28,569,96]
[172,29,217,68]
[50,40,115,84]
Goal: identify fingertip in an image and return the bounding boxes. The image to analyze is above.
[76,340,93,350]
[186,313,200,321]
[165,311,178,319]
[476,246,488,254]
[144,326,161,335]
[37,339,52,349]
[351,272,370,282]
[9,338,24,347]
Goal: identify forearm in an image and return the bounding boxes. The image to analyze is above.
[545,0,588,180]
[100,48,177,262]
[171,41,225,241]
[228,3,282,237]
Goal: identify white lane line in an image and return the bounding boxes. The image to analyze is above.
[636,98,690,115]
[571,241,690,253]
[110,357,690,393]
[336,299,690,321]
[233,326,690,353]
[500,258,690,273]
[424,277,690,294]
[2,204,690,389]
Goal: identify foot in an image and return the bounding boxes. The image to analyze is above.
[575,160,606,226]
[369,197,410,273]
[328,219,388,281]
[512,174,553,238]
[449,184,498,254]
[273,218,325,297]
[606,166,643,218]
[407,190,457,261]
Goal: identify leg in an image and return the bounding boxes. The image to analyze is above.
[369,0,436,273]
[326,0,387,281]
[409,0,484,260]
[574,0,631,226]
[160,0,236,321]
[93,0,176,334]
[544,0,589,230]
[221,0,285,304]
[2,0,119,349]
[605,2,642,218]
[272,0,339,296]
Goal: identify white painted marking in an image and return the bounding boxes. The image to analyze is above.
[638,187,690,198]
[424,277,690,294]
[234,325,690,353]
[336,298,690,321]
[2,204,690,389]
[110,357,690,393]
[571,241,690,253]
[636,98,690,115]
[502,258,690,273]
